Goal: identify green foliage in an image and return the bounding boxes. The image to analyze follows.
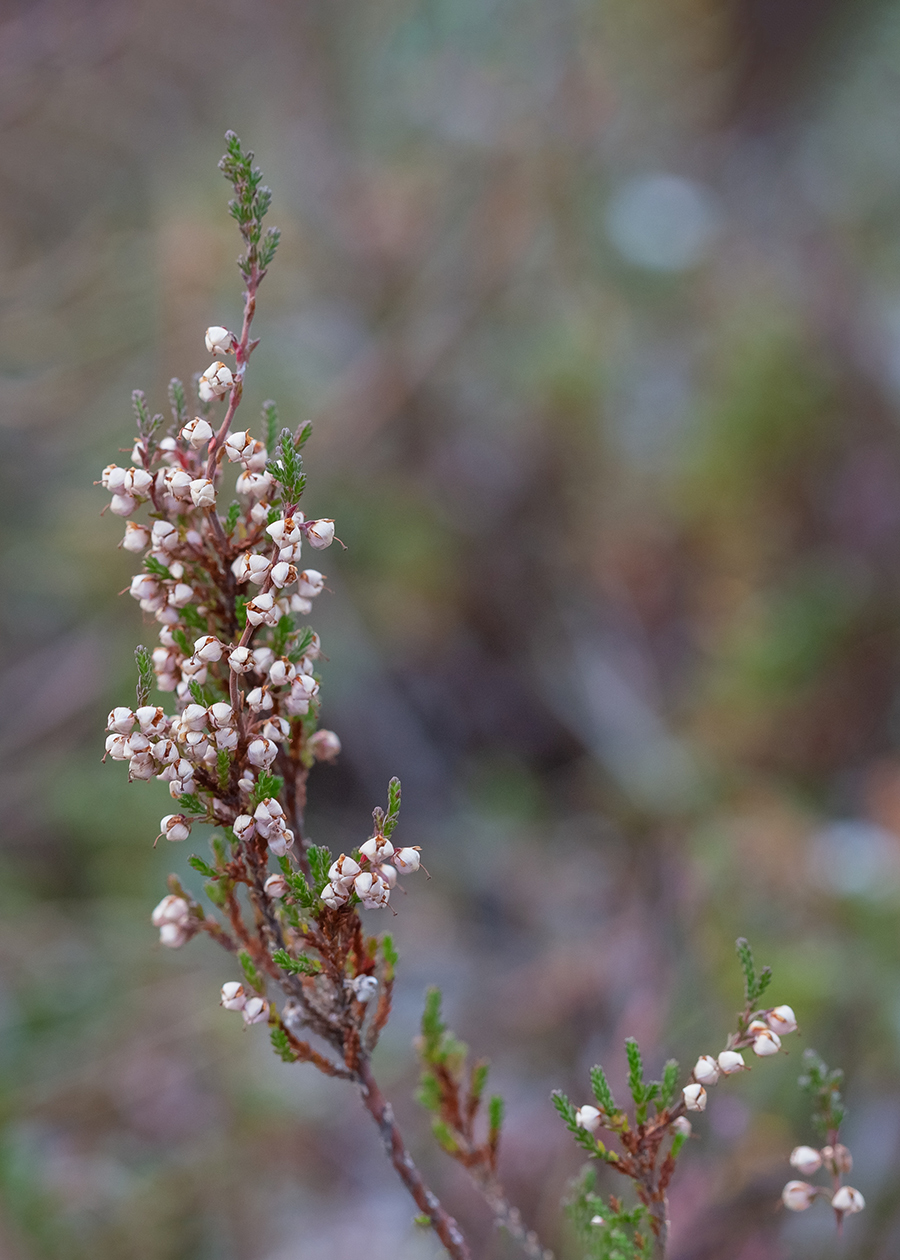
[624,1039,658,1124]
[176,793,205,816]
[267,427,307,505]
[131,389,162,441]
[383,776,402,838]
[736,937,772,1008]
[799,1049,846,1137]
[235,595,249,630]
[295,420,313,449]
[470,1060,489,1106]
[382,933,399,981]
[277,856,314,907]
[188,855,217,879]
[660,1060,679,1111]
[225,501,241,534]
[431,1119,458,1153]
[418,988,467,1077]
[308,845,333,896]
[189,679,213,707]
[205,879,228,908]
[566,1167,652,1260]
[217,750,231,792]
[249,771,284,810]
[172,627,191,657]
[134,645,154,707]
[270,1026,296,1062]
[272,948,321,976]
[218,131,280,280]
[288,626,315,662]
[271,615,295,658]
[144,555,172,580]
[238,950,265,994]
[168,377,188,429]
[262,399,279,452]
[488,1095,504,1135]
[180,604,206,632]
[552,1091,605,1157]
[210,834,227,867]
[590,1065,617,1115]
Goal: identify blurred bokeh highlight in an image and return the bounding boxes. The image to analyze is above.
[3,0,900,1256]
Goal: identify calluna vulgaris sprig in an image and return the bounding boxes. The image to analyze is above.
[99,137,864,1260]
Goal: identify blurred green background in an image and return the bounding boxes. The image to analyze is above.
[2,0,900,1256]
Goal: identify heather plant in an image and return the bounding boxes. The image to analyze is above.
[98,134,864,1260]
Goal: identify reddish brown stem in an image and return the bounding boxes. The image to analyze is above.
[357,1058,472,1260]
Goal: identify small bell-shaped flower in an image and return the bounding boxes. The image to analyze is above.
[152,520,178,553]
[205,326,236,356]
[233,814,256,842]
[264,873,288,899]
[766,1005,798,1036]
[789,1146,823,1176]
[322,881,349,910]
[782,1181,818,1211]
[349,975,379,1003]
[190,478,217,508]
[717,1050,747,1075]
[242,997,269,1025]
[232,552,271,584]
[683,1083,707,1111]
[181,417,214,449]
[107,706,136,734]
[253,798,285,837]
[270,561,297,588]
[393,847,421,875]
[168,583,194,608]
[751,1028,781,1057]
[360,835,394,865]
[261,717,290,742]
[105,734,130,760]
[575,1105,602,1131]
[159,922,189,948]
[693,1055,719,1086]
[193,635,224,663]
[228,645,253,673]
[306,519,335,549]
[308,729,341,761]
[135,706,168,735]
[297,568,325,599]
[123,522,151,553]
[151,894,190,928]
[831,1186,864,1214]
[822,1143,853,1174]
[671,1117,692,1137]
[267,828,294,858]
[328,854,361,887]
[246,593,278,626]
[198,361,233,401]
[268,658,296,688]
[224,430,254,462]
[181,704,208,731]
[208,702,236,730]
[110,492,137,517]
[220,981,247,1010]
[165,468,194,501]
[246,687,273,713]
[160,814,192,842]
[266,515,304,546]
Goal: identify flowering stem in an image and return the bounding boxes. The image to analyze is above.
[358,1058,473,1260]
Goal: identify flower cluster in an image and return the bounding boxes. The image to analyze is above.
[681,1003,797,1112]
[781,1049,864,1224]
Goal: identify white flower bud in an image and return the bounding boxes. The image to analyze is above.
[180,655,207,680]
[752,1029,781,1057]
[130,574,159,603]
[122,467,153,498]
[290,595,313,615]
[169,583,194,608]
[247,736,277,770]
[782,1181,818,1211]
[165,468,194,501]
[110,492,137,517]
[266,515,304,546]
[306,518,335,549]
[354,872,377,899]
[105,733,130,760]
[181,416,214,449]
[123,522,151,553]
[380,863,398,889]
[296,569,325,599]
[181,703,208,731]
[350,975,379,1003]
[241,996,268,1025]
[235,470,273,499]
[207,702,235,730]
[228,645,253,673]
[575,1105,602,1132]
[266,658,295,688]
[590,1216,605,1227]
[223,431,253,462]
[693,1055,719,1086]
[135,706,168,735]
[308,729,340,761]
[243,440,268,473]
[362,875,390,908]
[233,814,256,842]
[264,873,288,899]
[124,732,151,757]
[250,499,270,525]
[267,828,293,857]
[151,895,190,927]
[671,1116,692,1137]
[220,980,246,1010]
[766,1005,798,1036]
[151,520,179,553]
[190,478,217,508]
[160,814,191,843]
[717,1050,747,1075]
[822,1143,853,1174]
[246,687,273,713]
[683,1083,707,1111]
[205,326,236,357]
[246,593,278,627]
[393,847,421,875]
[360,835,395,864]
[831,1186,864,1214]
[252,798,284,835]
[159,922,189,948]
[232,552,271,584]
[188,636,220,664]
[270,561,296,588]
[328,854,361,886]
[101,464,127,492]
[789,1146,823,1176]
[198,361,233,401]
[214,727,239,751]
[151,739,180,766]
[261,717,290,742]
[107,706,136,734]
[322,881,349,909]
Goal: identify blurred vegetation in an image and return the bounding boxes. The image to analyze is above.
[3,0,900,1256]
